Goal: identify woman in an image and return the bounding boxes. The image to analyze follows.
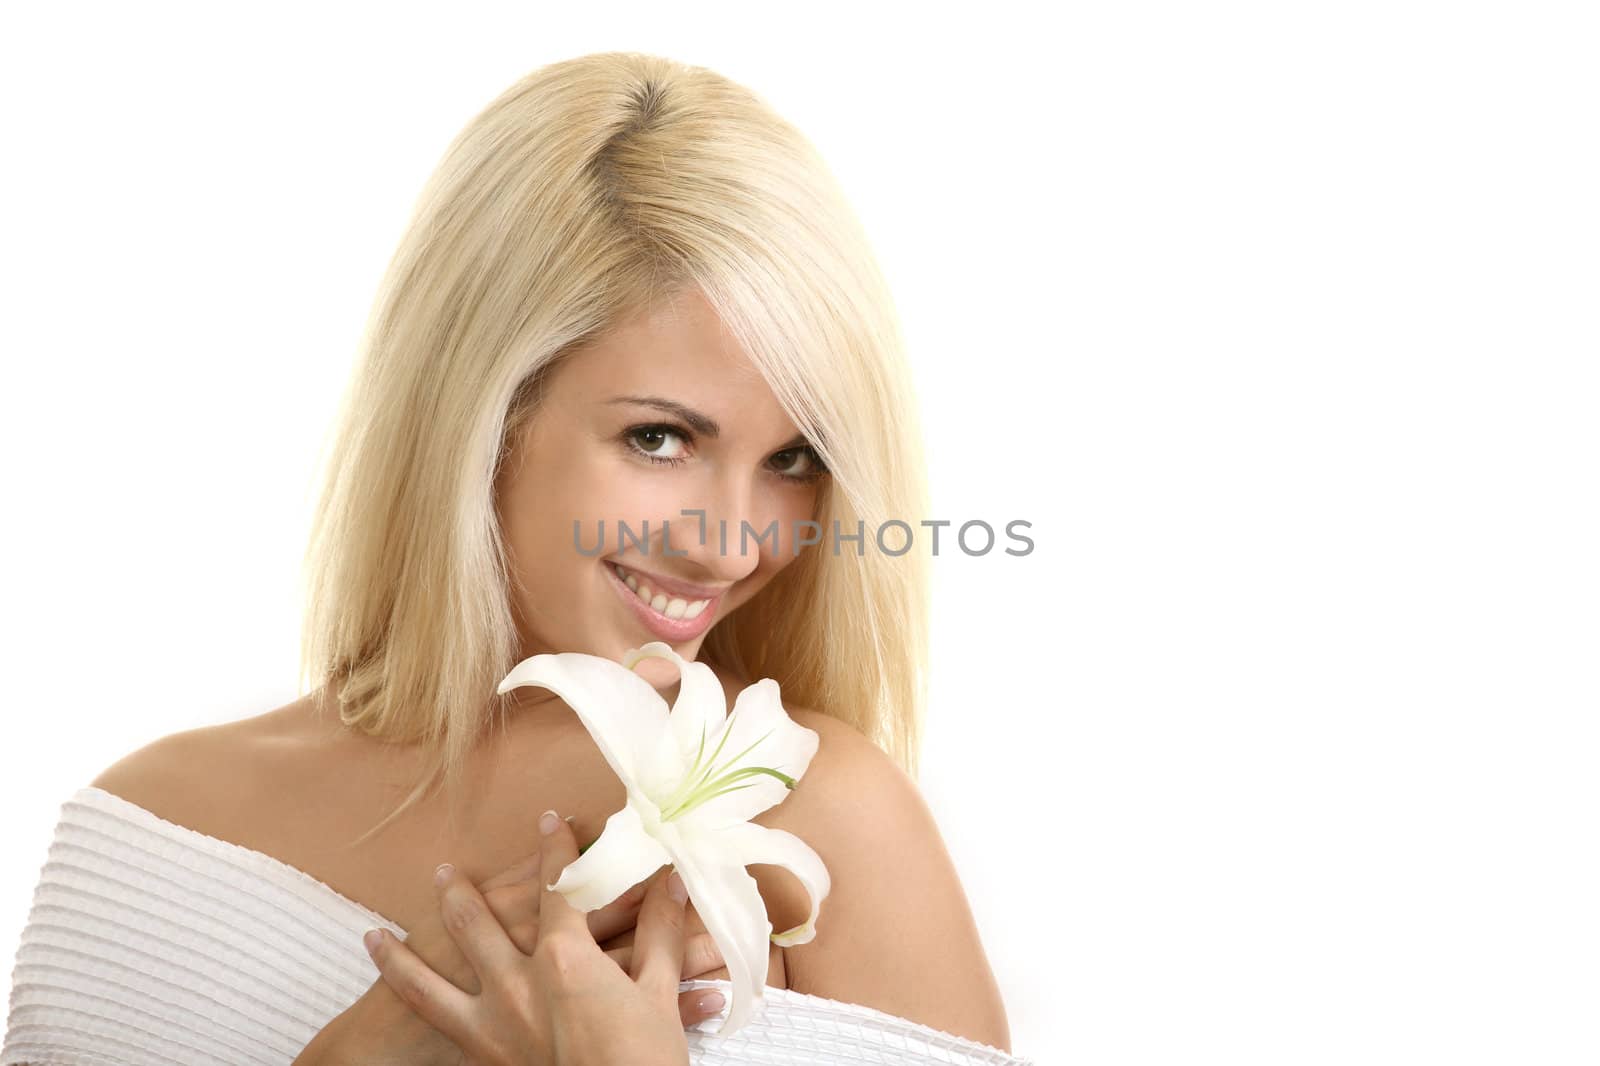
[0,51,1028,1064]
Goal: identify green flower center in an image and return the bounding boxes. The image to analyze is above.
[658,704,795,822]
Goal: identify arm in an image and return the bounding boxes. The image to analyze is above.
[771,710,1014,1053]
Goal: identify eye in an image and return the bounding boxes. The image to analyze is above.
[622,424,691,466]
[769,445,828,484]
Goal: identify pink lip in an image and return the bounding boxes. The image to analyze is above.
[602,559,722,642]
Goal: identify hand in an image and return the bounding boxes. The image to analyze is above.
[299,838,727,1065]
[383,844,727,1026]
[366,810,700,1066]
[299,853,682,1066]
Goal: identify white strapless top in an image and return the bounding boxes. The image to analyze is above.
[1,787,1032,1065]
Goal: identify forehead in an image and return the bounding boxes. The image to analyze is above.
[556,288,769,403]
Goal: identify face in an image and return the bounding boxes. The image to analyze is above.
[495,287,829,695]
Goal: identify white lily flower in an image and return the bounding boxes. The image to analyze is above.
[496,640,831,1038]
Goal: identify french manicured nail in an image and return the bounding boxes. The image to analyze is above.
[434,862,453,887]
[363,928,383,955]
[667,870,688,902]
[539,810,561,836]
[698,990,725,1013]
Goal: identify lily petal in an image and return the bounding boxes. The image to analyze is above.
[713,820,832,946]
[633,707,691,803]
[671,830,774,1038]
[622,641,729,771]
[674,679,821,827]
[498,651,673,788]
[548,799,675,911]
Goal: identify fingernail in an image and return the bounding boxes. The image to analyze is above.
[698,990,724,1014]
[363,928,383,955]
[539,810,561,836]
[434,862,454,887]
[667,870,688,902]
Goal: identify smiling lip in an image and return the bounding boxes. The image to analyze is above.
[603,559,724,641]
[605,559,728,601]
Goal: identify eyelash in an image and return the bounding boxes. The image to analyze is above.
[621,422,830,484]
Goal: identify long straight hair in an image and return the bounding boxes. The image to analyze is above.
[299,52,932,847]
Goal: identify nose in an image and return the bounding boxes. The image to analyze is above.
[664,475,769,586]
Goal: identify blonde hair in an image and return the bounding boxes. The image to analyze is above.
[299,51,932,846]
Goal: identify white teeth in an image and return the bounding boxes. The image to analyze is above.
[612,563,712,623]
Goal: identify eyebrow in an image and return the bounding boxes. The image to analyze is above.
[603,395,811,450]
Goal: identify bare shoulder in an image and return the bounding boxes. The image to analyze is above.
[88,697,310,837]
[763,707,1013,1053]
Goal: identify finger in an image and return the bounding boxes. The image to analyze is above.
[583,875,649,940]
[603,930,725,980]
[363,927,479,1048]
[679,986,727,1028]
[480,851,542,891]
[681,929,727,980]
[485,873,649,956]
[434,862,526,980]
[479,816,576,892]
[630,867,689,992]
[536,809,593,945]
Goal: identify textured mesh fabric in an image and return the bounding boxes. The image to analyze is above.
[2,788,1032,1065]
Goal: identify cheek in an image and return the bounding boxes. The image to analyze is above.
[607,463,713,521]
[500,456,615,589]
[527,448,633,537]
[754,487,828,571]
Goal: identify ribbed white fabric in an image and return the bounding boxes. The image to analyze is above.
[2,787,1032,1065]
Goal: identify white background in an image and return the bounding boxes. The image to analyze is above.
[2,3,1596,1063]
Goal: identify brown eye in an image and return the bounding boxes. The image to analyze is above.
[623,424,691,465]
[769,446,827,482]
